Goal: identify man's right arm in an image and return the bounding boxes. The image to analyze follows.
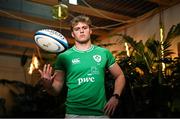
[39,64,65,96]
[51,70,65,95]
[44,70,65,96]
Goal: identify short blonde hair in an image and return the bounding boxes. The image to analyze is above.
[70,15,92,31]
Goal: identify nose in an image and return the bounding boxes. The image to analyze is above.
[80,28,84,33]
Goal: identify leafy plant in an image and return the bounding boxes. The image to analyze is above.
[115,23,180,85]
[112,23,180,117]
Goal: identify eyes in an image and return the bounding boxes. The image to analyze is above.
[73,26,89,32]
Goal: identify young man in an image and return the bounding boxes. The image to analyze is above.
[39,15,125,118]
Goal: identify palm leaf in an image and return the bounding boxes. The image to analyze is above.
[162,23,180,57]
[121,35,152,72]
[165,23,180,41]
[146,35,160,58]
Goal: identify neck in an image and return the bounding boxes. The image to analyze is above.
[74,41,92,51]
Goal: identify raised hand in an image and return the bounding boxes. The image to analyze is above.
[39,64,53,80]
[38,64,55,89]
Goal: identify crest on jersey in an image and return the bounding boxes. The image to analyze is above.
[93,55,101,63]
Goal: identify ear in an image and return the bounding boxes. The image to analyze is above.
[71,32,75,38]
[90,28,92,34]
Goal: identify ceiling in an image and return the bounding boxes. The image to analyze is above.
[0,0,179,58]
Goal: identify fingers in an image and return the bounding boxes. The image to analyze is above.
[104,104,113,116]
[110,106,115,116]
[104,98,118,116]
[46,64,51,74]
[39,64,53,79]
[38,69,43,78]
[104,106,115,116]
[51,72,56,79]
[43,64,52,74]
[43,64,47,73]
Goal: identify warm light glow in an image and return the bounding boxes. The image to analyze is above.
[28,54,40,75]
[28,63,34,75]
[135,67,144,76]
[160,27,165,72]
[160,28,164,42]
[162,62,165,72]
[160,28,164,56]
[125,42,130,57]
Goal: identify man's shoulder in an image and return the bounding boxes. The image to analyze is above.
[64,46,75,53]
[94,45,110,52]
[57,47,74,57]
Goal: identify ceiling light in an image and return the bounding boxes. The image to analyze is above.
[69,0,77,5]
[52,3,68,20]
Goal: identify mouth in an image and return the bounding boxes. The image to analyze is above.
[80,35,85,38]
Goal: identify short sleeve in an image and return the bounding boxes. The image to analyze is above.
[54,53,66,71]
[105,49,116,68]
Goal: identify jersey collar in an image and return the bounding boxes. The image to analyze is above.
[73,45,94,53]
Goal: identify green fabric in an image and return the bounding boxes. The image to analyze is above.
[54,45,115,116]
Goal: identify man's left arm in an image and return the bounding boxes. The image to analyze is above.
[104,62,125,116]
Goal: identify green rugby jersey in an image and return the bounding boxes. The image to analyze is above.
[54,45,115,116]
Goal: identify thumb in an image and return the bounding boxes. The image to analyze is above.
[38,69,43,77]
[51,72,56,79]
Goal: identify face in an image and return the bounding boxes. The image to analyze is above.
[71,22,92,44]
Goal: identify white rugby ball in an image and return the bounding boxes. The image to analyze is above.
[34,29,68,53]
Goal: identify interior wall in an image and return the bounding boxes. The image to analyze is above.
[106,3,180,58]
[0,55,40,112]
[0,55,26,82]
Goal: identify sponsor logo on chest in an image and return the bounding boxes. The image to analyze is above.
[78,77,95,85]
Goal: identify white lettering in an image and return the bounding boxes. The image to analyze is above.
[72,58,80,64]
[78,77,95,85]
[78,78,83,85]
